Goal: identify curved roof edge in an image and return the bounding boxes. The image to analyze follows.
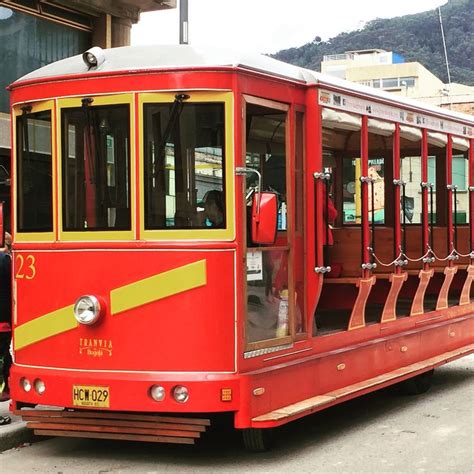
[11,44,474,125]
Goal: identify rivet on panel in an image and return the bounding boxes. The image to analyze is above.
[449,331,455,337]
[400,345,408,352]
[253,387,265,396]
[337,363,346,371]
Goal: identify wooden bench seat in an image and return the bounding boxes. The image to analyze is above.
[324,277,362,284]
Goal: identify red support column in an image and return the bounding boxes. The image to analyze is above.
[305,87,323,322]
[393,124,402,274]
[469,139,474,262]
[361,115,370,277]
[421,129,429,270]
[446,135,454,265]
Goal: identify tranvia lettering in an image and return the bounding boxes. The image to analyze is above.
[79,338,113,357]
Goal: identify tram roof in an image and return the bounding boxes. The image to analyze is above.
[11,44,474,125]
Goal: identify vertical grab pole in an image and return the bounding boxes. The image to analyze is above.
[446,135,454,265]
[430,183,434,251]
[371,178,375,261]
[325,173,330,266]
[453,186,458,250]
[313,176,320,270]
[470,139,474,262]
[421,129,429,270]
[361,115,370,277]
[393,124,402,273]
[402,183,407,256]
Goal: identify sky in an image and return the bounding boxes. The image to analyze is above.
[131,0,448,54]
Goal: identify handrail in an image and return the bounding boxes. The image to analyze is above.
[313,171,331,274]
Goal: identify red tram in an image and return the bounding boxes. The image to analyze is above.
[6,45,474,450]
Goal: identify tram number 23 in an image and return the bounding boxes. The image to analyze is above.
[15,255,36,280]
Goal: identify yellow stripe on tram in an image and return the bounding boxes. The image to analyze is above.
[14,305,77,351]
[110,259,207,315]
[13,259,208,350]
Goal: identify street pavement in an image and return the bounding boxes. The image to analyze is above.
[0,354,473,473]
[0,399,32,452]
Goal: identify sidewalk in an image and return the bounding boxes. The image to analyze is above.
[0,399,33,452]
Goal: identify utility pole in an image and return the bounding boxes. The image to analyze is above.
[438,7,451,92]
[179,0,188,45]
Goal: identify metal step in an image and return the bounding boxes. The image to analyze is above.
[15,409,210,445]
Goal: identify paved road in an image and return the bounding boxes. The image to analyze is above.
[1,355,473,473]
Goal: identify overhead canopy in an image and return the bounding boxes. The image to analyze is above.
[452,136,470,151]
[427,131,448,148]
[368,118,395,136]
[322,108,361,131]
[400,125,422,142]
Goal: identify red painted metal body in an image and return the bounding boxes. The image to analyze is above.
[7,52,474,440]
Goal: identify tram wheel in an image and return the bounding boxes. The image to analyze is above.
[398,369,434,395]
[242,428,274,452]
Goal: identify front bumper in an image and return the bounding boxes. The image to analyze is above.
[10,365,240,413]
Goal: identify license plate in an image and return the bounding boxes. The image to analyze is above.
[72,385,110,408]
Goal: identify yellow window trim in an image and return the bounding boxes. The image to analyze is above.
[57,94,136,241]
[138,91,235,241]
[13,100,56,242]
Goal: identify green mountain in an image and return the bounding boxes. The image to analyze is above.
[273,0,473,85]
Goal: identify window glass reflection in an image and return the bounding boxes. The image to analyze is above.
[16,110,52,232]
[61,103,131,231]
[144,102,225,230]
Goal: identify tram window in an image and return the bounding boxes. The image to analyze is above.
[321,109,362,225]
[16,110,53,232]
[452,153,469,224]
[143,103,225,230]
[339,132,362,224]
[427,136,447,225]
[366,125,394,226]
[61,104,131,231]
[400,132,423,225]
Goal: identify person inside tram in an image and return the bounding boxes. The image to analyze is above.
[197,190,225,228]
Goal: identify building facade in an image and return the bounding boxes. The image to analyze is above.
[321,49,474,115]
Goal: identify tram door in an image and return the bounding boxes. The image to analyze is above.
[243,96,297,346]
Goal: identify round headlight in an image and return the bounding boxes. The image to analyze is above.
[73,295,101,325]
[172,385,189,403]
[20,377,31,392]
[34,379,46,395]
[150,385,166,402]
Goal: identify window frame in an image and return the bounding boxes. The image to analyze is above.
[138,91,235,241]
[13,99,56,242]
[57,94,135,241]
[242,94,294,351]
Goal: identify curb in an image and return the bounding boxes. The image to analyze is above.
[0,421,35,453]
